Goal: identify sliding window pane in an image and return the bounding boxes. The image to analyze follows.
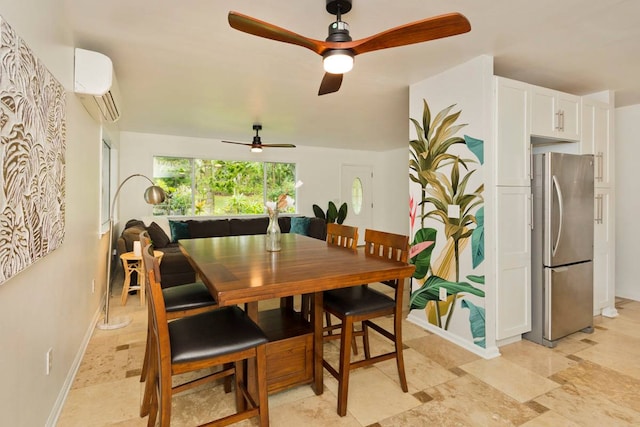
[153,157,194,215]
[265,162,297,213]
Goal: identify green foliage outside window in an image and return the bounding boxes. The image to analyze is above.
[152,157,297,216]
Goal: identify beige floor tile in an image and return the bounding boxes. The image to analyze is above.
[405,333,480,369]
[460,357,561,403]
[57,377,144,427]
[499,339,578,377]
[519,410,582,427]
[323,365,421,426]
[379,375,538,426]
[574,331,640,380]
[550,360,640,413]
[534,382,640,426]
[376,347,458,392]
[269,391,361,427]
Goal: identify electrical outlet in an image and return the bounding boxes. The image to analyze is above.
[92,279,95,294]
[46,348,53,375]
[447,204,460,218]
[439,287,447,301]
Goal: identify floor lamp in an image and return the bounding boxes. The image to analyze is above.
[96,174,166,330]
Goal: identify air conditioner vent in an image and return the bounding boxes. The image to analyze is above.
[74,48,122,123]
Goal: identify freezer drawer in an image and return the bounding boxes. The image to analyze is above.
[545,261,593,341]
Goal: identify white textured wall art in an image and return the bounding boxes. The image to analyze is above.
[0,15,66,285]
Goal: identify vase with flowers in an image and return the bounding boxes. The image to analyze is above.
[265,181,302,251]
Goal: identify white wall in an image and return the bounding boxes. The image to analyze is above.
[615,104,640,301]
[0,1,107,425]
[116,131,409,235]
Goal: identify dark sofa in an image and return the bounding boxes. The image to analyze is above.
[117,216,327,288]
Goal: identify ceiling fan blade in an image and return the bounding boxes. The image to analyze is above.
[222,140,252,146]
[261,144,297,148]
[228,11,327,55]
[318,72,343,95]
[349,13,471,55]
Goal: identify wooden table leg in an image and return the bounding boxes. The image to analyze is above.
[313,291,324,395]
[244,301,259,408]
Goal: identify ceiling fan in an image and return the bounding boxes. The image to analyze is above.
[222,124,296,152]
[228,0,471,95]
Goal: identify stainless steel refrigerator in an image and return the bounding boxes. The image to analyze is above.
[524,152,594,348]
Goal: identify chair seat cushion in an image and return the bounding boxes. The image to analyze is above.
[324,285,394,317]
[169,306,268,364]
[162,282,216,312]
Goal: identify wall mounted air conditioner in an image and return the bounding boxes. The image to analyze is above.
[74,48,122,122]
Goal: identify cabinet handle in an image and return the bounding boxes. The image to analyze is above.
[560,110,565,132]
[596,152,604,182]
[555,111,561,130]
[529,193,534,230]
[595,194,603,224]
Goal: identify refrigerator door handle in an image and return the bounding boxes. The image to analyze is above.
[552,175,564,257]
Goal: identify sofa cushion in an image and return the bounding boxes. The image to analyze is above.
[229,217,269,236]
[278,215,291,233]
[307,218,327,241]
[187,219,231,238]
[169,220,190,242]
[121,225,147,252]
[147,221,171,248]
[290,216,311,236]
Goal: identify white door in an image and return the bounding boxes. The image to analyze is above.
[340,165,373,246]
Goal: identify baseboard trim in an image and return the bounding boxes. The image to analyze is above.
[46,301,104,427]
[407,311,501,360]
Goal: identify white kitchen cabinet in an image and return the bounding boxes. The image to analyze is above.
[593,188,617,317]
[531,86,581,141]
[495,186,532,340]
[495,77,531,186]
[581,98,613,188]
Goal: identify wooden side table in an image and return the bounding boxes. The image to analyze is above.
[120,250,164,306]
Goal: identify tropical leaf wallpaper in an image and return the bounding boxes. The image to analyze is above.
[0,16,66,285]
[409,99,485,347]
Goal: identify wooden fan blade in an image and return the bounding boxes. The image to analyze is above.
[229,11,327,55]
[349,13,471,55]
[222,140,252,146]
[318,72,343,96]
[261,144,297,148]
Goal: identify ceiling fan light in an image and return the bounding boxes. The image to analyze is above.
[250,146,263,153]
[323,50,354,74]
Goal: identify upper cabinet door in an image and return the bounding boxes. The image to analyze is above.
[495,77,531,186]
[581,98,613,188]
[531,85,581,141]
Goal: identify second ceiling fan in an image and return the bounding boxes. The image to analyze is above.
[228,0,471,95]
[222,124,296,152]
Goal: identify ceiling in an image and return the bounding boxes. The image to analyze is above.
[64,0,640,151]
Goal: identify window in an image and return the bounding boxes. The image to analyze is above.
[153,157,297,216]
[351,177,363,215]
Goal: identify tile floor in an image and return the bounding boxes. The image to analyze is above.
[57,288,640,427]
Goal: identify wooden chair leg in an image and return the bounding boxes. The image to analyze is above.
[234,360,246,412]
[337,316,354,417]
[362,321,371,360]
[394,316,408,392]
[256,345,269,426]
[140,334,156,418]
[159,365,172,427]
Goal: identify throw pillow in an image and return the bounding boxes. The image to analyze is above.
[147,221,171,248]
[290,217,310,236]
[169,220,190,242]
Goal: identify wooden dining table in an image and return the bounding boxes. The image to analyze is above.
[179,233,415,395]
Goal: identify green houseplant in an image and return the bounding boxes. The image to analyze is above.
[313,201,347,224]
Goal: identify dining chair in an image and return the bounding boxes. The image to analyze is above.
[322,223,360,355]
[137,231,220,384]
[322,229,410,416]
[140,244,270,426]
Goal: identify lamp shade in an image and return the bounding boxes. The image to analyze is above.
[323,49,354,74]
[144,185,166,205]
